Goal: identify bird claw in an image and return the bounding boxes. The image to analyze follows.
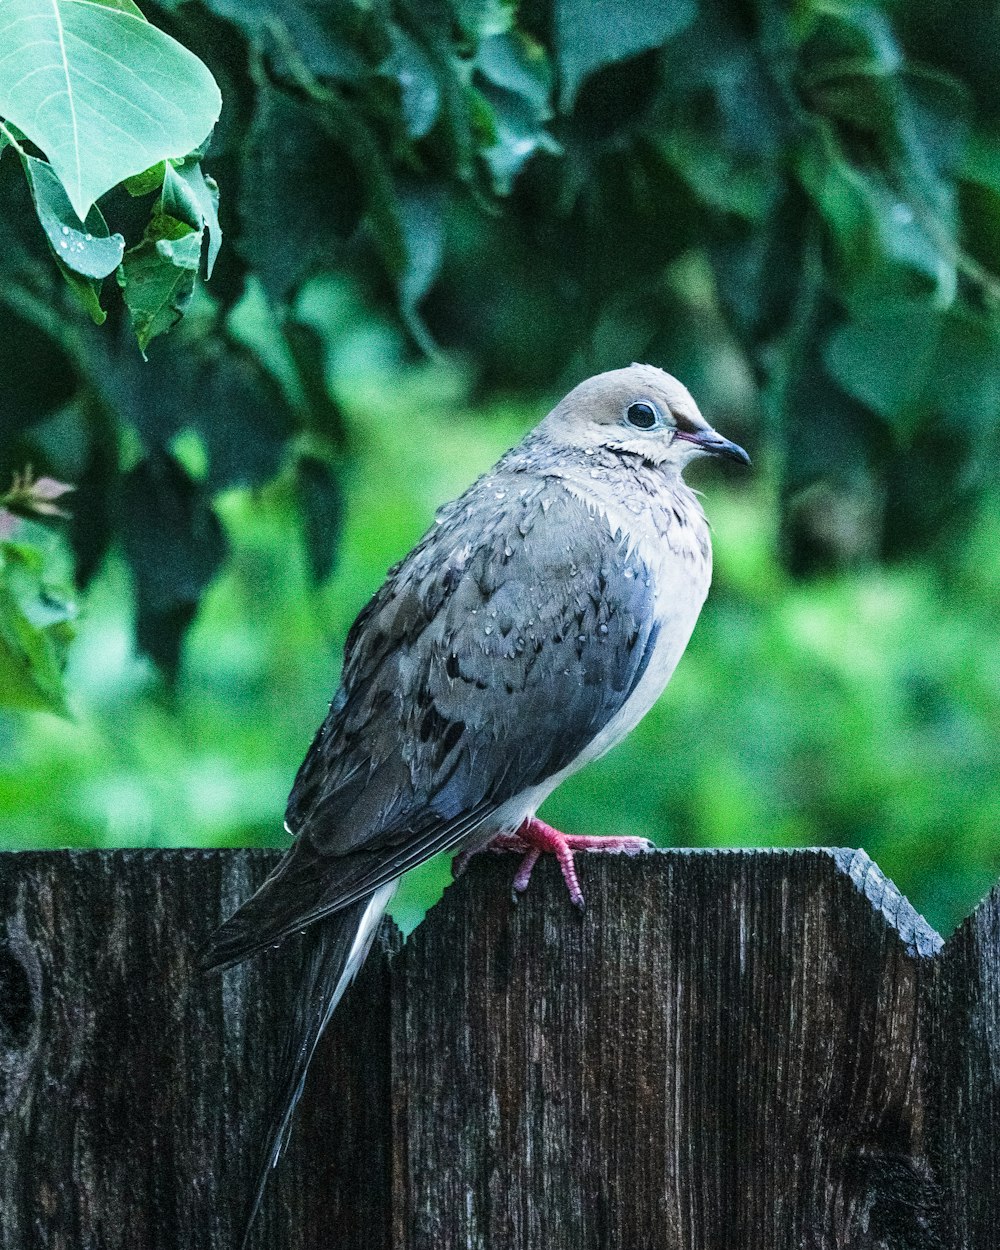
[457,818,653,908]
[453,832,528,880]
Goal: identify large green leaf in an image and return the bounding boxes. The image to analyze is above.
[0,0,221,220]
[237,86,365,300]
[824,302,941,434]
[120,451,226,677]
[196,0,367,81]
[475,34,558,193]
[554,0,694,108]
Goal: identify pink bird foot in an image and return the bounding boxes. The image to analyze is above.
[453,817,653,910]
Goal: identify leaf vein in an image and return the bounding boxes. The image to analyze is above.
[70,69,173,136]
[48,0,82,204]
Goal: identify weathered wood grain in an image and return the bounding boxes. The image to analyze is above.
[393,848,945,1250]
[2,847,999,1250]
[925,879,1000,1250]
[0,850,393,1250]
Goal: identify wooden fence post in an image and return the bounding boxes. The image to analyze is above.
[925,880,1000,1248]
[2,847,998,1248]
[0,850,394,1250]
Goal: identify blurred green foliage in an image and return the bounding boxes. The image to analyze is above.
[2,0,1000,935]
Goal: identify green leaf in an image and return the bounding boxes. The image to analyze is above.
[824,302,941,433]
[193,352,295,490]
[934,310,1000,429]
[662,130,781,220]
[477,33,553,115]
[452,0,514,40]
[54,254,107,324]
[237,86,365,300]
[0,541,75,714]
[474,34,557,193]
[120,452,226,677]
[118,214,201,353]
[797,11,967,308]
[0,583,65,712]
[22,154,124,279]
[295,454,342,585]
[122,161,167,197]
[162,161,222,277]
[0,0,221,220]
[800,136,957,303]
[382,26,441,140]
[554,0,694,109]
[197,0,367,82]
[396,179,446,353]
[477,83,560,194]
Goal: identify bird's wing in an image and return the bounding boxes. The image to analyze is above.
[280,472,661,907]
[204,470,663,965]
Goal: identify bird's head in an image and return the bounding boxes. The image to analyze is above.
[541,363,750,473]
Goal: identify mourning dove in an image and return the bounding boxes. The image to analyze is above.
[202,363,749,1237]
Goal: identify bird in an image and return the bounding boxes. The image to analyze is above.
[202,363,749,1240]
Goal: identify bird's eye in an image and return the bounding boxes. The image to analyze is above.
[626,402,658,430]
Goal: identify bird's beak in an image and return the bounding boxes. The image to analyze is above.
[674,428,751,467]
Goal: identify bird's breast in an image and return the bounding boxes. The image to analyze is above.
[539,478,712,784]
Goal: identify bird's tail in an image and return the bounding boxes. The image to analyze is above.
[202,841,347,973]
[202,858,395,1247]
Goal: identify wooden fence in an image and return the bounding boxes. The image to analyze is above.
[1,847,998,1248]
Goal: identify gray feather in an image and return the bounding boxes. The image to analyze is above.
[206,435,707,962]
[286,450,668,862]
